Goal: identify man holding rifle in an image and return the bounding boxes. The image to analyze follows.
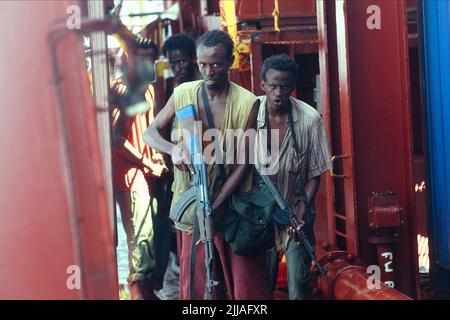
[256,54,332,300]
[143,30,271,300]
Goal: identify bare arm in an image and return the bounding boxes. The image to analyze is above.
[143,95,177,154]
[305,175,321,206]
[288,175,321,237]
[212,99,260,210]
[113,107,164,175]
[143,95,191,171]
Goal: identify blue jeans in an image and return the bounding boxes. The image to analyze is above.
[266,221,315,300]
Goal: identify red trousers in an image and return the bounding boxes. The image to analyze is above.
[179,231,272,300]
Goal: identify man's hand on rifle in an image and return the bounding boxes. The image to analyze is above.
[287,200,306,240]
[170,144,193,173]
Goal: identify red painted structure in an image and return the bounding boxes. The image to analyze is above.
[232,0,425,299]
[314,242,411,300]
[344,0,419,297]
[367,192,404,287]
[0,0,117,299]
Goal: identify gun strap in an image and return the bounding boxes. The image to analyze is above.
[189,214,200,299]
[265,99,300,154]
[201,81,228,182]
[287,103,300,154]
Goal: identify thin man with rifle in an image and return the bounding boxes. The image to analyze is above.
[255,54,332,300]
[143,30,271,300]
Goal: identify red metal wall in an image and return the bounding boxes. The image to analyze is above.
[0,0,118,299]
[235,0,422,298]
[346,0,418,297]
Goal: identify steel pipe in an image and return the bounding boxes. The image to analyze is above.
[313,242,412,300]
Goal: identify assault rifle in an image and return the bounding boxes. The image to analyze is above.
[173,104,219,299]
[258,173,327,276]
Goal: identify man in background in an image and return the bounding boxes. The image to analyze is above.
[257,54,332,299]
[112,38,167,300]
[162,33,201,88]
[159,33,202,275]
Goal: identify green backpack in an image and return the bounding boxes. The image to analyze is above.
[225,172,276,256]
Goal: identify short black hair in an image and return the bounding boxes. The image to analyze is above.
[136,37,158,57]
[261,54,298,82]
[196,30,234,60]
[162,33,196,58]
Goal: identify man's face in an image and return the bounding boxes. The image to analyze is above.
[135,47,156,61]
[134,47,157,83]
[168,49,196,83]
[261,68,295,109]
[197,43,232,90]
